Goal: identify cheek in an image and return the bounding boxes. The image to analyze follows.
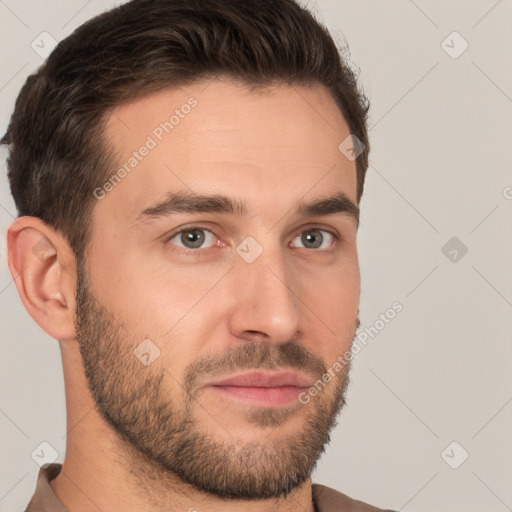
[148,264,232,337]
[299,252,360,312]
[89,237,228,340]
[297,256,360,356]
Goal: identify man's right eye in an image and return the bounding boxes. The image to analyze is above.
[165,225,223,255]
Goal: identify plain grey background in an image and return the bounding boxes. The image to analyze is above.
[1,1,511,511]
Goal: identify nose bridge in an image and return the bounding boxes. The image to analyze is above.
[228,237,300,342]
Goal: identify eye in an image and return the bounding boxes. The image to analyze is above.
[166,227,219,251]
[164,225,338,257]
[291,228,336,250]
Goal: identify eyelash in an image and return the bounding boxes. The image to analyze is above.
[164,224,341,257]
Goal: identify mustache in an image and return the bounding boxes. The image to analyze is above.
[183,340,328,396]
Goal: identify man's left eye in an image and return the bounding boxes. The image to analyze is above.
[291,229,335,250]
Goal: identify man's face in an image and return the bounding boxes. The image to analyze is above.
[75,78,360,499]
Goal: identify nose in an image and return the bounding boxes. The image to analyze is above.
[227,245,301,345]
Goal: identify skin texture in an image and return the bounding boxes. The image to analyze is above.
[8,78,360,512]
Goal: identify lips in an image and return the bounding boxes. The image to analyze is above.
[206,370,312,407]
[209,370,311,388]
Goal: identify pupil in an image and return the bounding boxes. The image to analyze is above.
[303,230,322,248]
[182,229,204,248]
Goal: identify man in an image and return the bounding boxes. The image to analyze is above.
[3,0,397,510]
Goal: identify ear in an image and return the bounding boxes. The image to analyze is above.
[7,216,77,341]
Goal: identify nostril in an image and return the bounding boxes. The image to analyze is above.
[241,330,270,343]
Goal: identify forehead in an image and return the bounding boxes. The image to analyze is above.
[98,78,357,224]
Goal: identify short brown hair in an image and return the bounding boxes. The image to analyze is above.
[2,0,370,261]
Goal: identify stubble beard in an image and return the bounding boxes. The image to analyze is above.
[74,259,353,501]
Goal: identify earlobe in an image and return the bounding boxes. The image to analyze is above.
[7,217,77,341]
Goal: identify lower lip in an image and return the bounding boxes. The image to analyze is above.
[208,385,307,407]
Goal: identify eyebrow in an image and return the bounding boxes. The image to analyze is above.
[137,190,359,227]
